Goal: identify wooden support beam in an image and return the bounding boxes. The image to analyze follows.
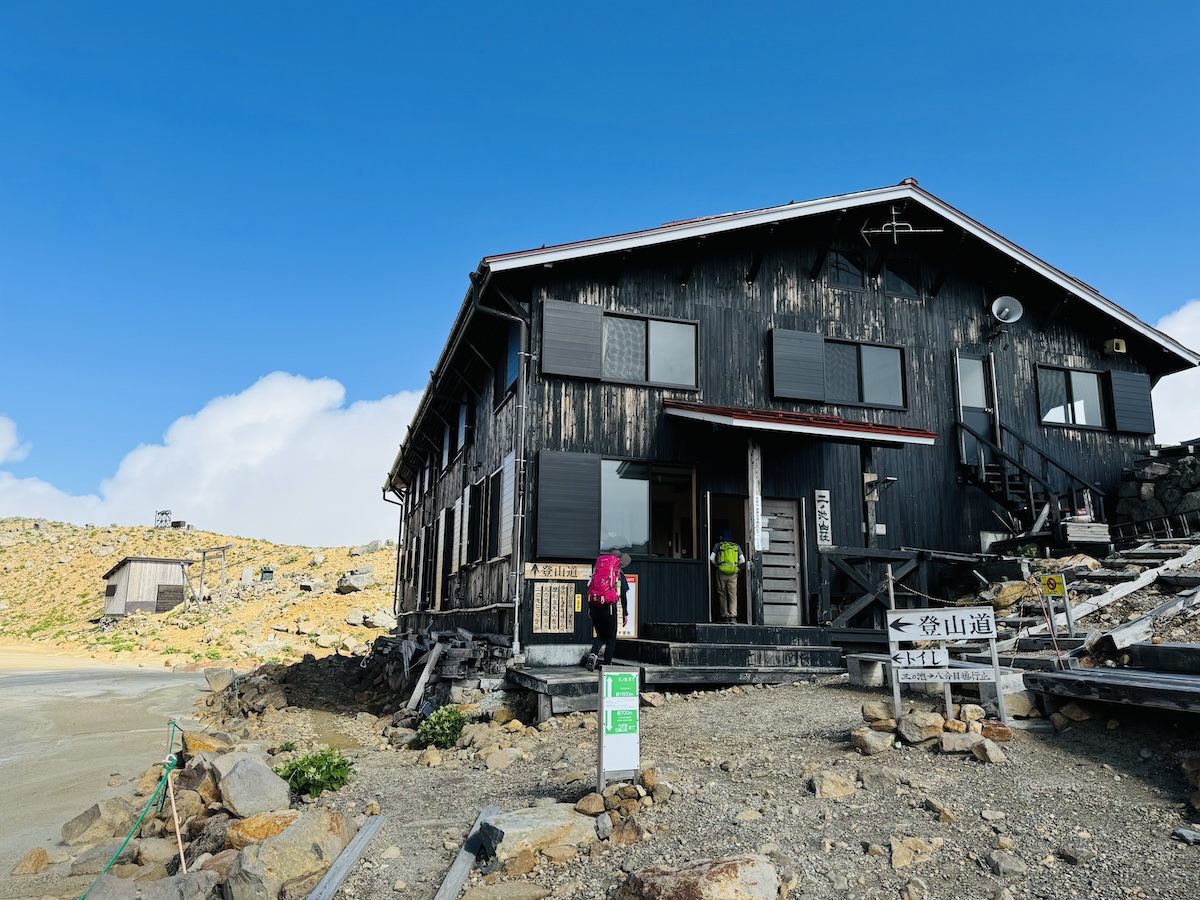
[494,287,531,323]
[405,643,445,710]
[747,229,777,284]
[463,339,495,371]
[928,230,966,298]
[1040,293,1070,329]
[808,214,844,281]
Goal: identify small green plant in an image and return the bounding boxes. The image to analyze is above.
[278,740,297,752]
[416,705,468,749]
[163,646,181,655]
[205,648,222,660]
[274,748,353,795]
[266,655,282,665]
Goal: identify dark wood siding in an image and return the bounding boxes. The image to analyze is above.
[1109,370,1155,434]
[401,197,1170,640]
[536,451,600,558]
[771,329,825,400]
[542,300,602,379]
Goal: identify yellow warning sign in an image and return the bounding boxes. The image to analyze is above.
[1039,574,1066,598]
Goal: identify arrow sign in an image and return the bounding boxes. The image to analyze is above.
[886,606,997,641]
[891,648,949,668]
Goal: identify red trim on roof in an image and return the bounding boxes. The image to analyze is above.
[663,400,937,443]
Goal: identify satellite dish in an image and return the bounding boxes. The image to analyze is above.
[991,296,1024,324]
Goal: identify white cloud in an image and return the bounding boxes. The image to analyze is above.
[0,417,31,463]
[0,373,422,547]
[1152,299,1200,446]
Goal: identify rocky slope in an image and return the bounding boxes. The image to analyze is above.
[0,518,400,667]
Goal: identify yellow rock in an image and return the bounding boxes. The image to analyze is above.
[226,810,301,849]
[182,731,234,755]
[10,848,49,876]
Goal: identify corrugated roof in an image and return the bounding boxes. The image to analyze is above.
[101,556,193,581]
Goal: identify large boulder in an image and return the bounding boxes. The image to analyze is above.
[87,870,219,900]
[63,798,138,846]
[616,855,779,900]
[224,808,357,900]
[219,758,291,818]
[850,727,894,756]
[896,711,945,745]
[227,811,302,849]
[479,803,597,862]
[336,573,374,594]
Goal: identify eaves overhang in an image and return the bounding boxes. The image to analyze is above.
[664,400,937,449]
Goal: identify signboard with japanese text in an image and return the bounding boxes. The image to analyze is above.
[531,582,575,633]
[896,668,995,684]
[814,490,833,547]
[886,606,997,641]
[525,562,592,580]
[597,666,640,791]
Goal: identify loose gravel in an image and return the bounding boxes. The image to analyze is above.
[283,678,1200,900]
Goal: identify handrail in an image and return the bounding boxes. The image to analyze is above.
[998,422,1102,493]
[956,420,1107,527]
[956,421,1062,497]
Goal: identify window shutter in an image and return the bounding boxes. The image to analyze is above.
[1109,370,1156,435]
[771,330,826,401]
[433,511,446,609]
[536,451,601,559]
[542,300,603,379]
[498,451,516,559]
[451,497,463,574]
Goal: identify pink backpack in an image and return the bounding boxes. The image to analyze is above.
[587,554,622,604]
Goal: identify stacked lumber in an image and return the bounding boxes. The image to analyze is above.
[370,627,513,709]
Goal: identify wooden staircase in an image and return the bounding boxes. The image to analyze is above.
[957,420,1108,550]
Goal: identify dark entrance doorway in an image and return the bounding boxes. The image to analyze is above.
[706,493,749,624]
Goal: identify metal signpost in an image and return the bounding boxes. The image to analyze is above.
[1038,573,1076,637]
[885,565,1007,724]
[597,666,640,793]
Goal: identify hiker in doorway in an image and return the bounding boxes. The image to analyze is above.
[584,550,630,671]
[709,530,746,624]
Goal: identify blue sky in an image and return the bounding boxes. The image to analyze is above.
[2,3,1199,543]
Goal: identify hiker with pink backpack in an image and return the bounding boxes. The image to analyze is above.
[583,550,630,671]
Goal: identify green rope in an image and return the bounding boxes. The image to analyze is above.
[79,755,178,900]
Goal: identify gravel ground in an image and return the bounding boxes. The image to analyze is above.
[271,678,1200,900]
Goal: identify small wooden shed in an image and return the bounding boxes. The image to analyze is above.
[101,556,193,616]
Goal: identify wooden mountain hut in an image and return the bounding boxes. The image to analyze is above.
[101,556,193,616]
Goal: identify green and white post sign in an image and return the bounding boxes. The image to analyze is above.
[597,665,640,792]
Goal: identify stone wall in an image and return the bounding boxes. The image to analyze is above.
[1116,454,1200,523]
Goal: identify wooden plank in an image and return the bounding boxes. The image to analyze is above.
[1128,642,1200,676]
[434,806,502,900]
[308,815,387,900]
[405,643,445,710]
[1019,545,1200,640]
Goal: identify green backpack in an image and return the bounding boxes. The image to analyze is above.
[717,542,740,575]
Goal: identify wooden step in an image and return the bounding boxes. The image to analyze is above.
[616,638,843,669]
[641,622,832,646]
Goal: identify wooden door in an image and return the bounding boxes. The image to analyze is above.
[761,499,801,625]
[957,353,996,465]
